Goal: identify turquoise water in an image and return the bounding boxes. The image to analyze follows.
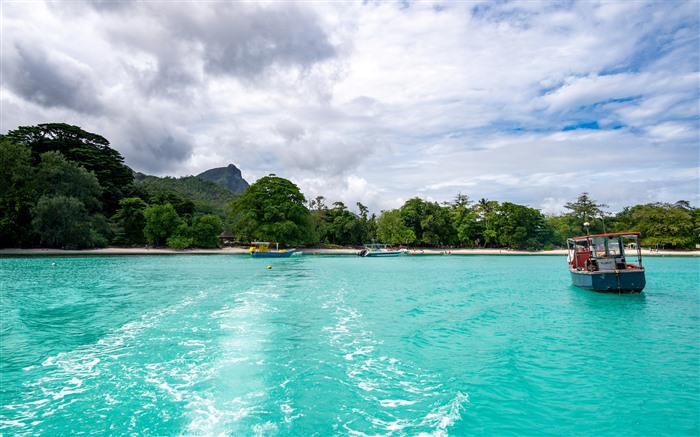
[1,254,698,436]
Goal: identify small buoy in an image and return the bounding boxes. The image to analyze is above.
[51,262,56,267]
[267,265,272,269]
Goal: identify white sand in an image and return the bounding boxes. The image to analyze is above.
[1,247,697,256]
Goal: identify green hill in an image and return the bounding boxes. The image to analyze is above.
[134,173,239,219]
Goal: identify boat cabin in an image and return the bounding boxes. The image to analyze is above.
[250,241,277,253]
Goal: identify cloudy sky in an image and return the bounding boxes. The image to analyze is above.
[2,1,698,215]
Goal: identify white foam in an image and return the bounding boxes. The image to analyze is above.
[252,421,278,436]
[344,345,375,361]
[417,391,470,436]
[357,381,379,392]
[379,399,417,407]
[0,419,27,428]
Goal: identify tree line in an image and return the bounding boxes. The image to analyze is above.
[234,180,697,250]
[2,123,698,250]
[1,123,224,250]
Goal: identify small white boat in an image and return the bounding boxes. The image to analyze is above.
[357,244,408,257]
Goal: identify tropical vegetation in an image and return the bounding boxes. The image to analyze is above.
[1,123,698,251]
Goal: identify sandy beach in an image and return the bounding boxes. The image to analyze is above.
[1,247,697,257]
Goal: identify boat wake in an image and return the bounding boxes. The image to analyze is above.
[323,287,470,436]
[1,290,212,436]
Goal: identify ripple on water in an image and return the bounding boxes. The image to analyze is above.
[1,255,698,436]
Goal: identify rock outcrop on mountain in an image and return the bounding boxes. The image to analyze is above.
[197,164,249,194]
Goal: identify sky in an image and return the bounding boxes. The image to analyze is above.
[2,0,698,216]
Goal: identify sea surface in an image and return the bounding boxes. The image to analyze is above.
[1,254,698,436]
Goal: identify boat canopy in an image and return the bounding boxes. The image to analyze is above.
[567,232,641,254]
[250,241,277,253]
[568,232,640,243]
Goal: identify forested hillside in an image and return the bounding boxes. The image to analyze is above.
[134,173,238,219]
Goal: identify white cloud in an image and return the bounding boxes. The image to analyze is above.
[1,0,697,214]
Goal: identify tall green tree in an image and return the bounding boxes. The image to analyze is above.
[474,198,499,247]
[400,197,454,246]
[143,203,183,246]
[4,123,133,213]
[29,152,107,248]
[492,202,552,250]
[31,196,94,248]
[167,222,194,250]
[35,151,102,211]
[420,205,455,247]
[309,196,327,212]
[0,139,35,247]
[191,214,224,248]
[449,193,478,247]
[308,195,328,245]
[564,192,608,234]
[356,202,377,244]
[377,209,415,245]
[111,197,148,245]
[317,202,362,245]
[227,174,312,246]
[400,198,429,243]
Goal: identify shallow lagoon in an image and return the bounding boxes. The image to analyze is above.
[1,255,698,436]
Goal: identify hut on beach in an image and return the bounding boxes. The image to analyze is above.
[219,230,235,247]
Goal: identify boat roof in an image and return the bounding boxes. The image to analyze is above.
[568,232,641,242]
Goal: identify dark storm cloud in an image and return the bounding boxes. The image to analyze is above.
[195,4,337,78]
[97,2,337,98]
[132,55,200,101]
[4,42,103,114]
[115,116,195,174]
[86,0,135,12]
[128,133,194,174]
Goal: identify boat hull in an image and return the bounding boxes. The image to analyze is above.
[364,251,404,257]
[569,268,645,293]
[251,249,296,258]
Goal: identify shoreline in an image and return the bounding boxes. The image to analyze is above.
[1,247,697,257]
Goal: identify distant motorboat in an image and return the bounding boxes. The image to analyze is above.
[249,241,296,258]
[357,243,408,257]
[567,232,646,293]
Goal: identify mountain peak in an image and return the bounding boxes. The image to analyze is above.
[197,164,249,194]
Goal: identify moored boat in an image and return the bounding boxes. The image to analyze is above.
[249,241,296,258]
[567,232,646,293]
[357,243,408,257]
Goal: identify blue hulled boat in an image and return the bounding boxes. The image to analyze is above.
[567,232,646,293]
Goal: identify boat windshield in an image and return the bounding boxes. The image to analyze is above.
[591,236,623,258]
